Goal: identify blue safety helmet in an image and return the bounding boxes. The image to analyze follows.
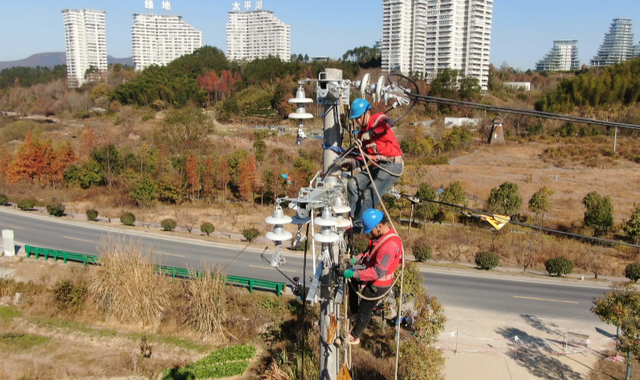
[362,209,384,234]
[349,98,372,119]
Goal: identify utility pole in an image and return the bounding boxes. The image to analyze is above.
[319,68,342,380]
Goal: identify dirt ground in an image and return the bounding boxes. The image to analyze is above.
[420,141,640,226]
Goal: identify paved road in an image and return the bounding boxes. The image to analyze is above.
[0,208,609,323]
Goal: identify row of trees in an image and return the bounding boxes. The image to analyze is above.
[536,57,640,112]
[0,65,67,90]
[0,107,320,207]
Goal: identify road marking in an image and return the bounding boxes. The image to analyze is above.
[249,265,296,273]
[513,296,578,304]
[64,236,95,243]
[0,223,23,229]
[156,252,185,258]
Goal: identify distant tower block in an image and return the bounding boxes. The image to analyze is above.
[489,116,505,144]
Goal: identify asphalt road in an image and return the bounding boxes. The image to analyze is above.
[0,208,609,323]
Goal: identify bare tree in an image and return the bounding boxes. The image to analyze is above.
[178,210,197,233]
[508,231,540,272]
[578,244,608,279]
[446,227,476,263]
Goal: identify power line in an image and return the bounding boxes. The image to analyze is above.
[388,73,640,131]
[396,193,640,249]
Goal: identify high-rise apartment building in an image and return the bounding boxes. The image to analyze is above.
[226,2,290,62]
[62,9,108,88]
[635,42,640,57]
[591,18,635,67]
[535,40,580,71]
[131,2,202,71]
[381,0,494,90]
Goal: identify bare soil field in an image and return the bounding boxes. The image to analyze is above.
[420,140,640,226]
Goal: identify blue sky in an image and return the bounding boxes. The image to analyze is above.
[1,0,639,70]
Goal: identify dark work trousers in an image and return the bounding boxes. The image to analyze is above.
[347,162,403,229]
[349,279,390,339]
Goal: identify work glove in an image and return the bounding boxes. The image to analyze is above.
[336,268,355,279]
[360,131,374,141]
[342,257,356,267]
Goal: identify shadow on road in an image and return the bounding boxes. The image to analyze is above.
[496,327,582,380]
[521,314,562,335]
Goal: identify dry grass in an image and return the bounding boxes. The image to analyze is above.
[399,223,635,277]
[414,139,640,229]
[589,351,640,380]
[183,263,227,341]
[89,235,173,328]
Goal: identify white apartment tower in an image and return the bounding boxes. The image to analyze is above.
[226,2,290,62]
[535,40,580,71]
[591,18,635,67]
[381,0,494,90]
[62,9,108,88]
[131,2,202,71]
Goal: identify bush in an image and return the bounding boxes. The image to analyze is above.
[161,218,177,231]
[120,212,136,226]
[17,198,36,211]
[200,222,215,236]
[46,203,65,217]
[625,262,640,283]
[53,279,86,310]
[475,252,500,270]
[242,227,260,242]
[413,244,432,262]
[86,209,99,221]
[545,257,574,277]
[0,194,7,206]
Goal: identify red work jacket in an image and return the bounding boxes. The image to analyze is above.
[361,113,402,159]
[355,228,403,287]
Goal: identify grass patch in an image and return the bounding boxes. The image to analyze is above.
[0,120,62,143]
[0,333,50,351]
[0,306,21,321]
[162,344,256,380]
[30,316,212,353]
[29,317,117,338]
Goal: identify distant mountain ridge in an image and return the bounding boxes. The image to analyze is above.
[0,53,133,70]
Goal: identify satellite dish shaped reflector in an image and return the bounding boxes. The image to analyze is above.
[373,75,385,103]
[359,73,370,98]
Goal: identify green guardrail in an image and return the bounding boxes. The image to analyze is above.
[24,245,286,296]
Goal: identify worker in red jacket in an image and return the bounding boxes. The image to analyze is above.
[347,98,403,232]
[338,208,403,344]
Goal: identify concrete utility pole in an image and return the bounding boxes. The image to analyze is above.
[319,68,342,380]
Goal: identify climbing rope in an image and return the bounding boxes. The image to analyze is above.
[346,140,406,380]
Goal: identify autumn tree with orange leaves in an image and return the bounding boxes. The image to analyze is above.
[196,69,241,106]
[201,157,216,204]
[216,157,230,203]
[186,153,200,200]
[6,132,76,188]
[80,125,98,160]
[238,154,258,202]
